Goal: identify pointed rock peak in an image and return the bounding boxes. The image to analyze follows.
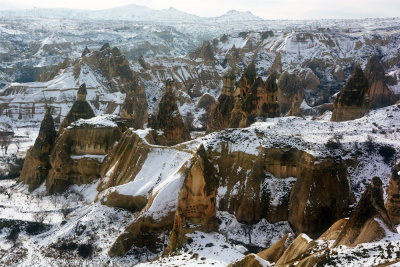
[365,54,385,81]
[165,79,175,92]
[82,46,90,57]
[353,64,365,78]
[334,176,396,247]
[100,42,111,51]
[189,41,215,62]
[223,69,236,80]
[34,106,56,151]
[77,83,87,101]
[266,72,279,92]
[243,61,256,85]
[111,46,121,56]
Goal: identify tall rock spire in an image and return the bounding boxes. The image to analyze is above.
[58,83,95,134]
[19,107,57,191]
[331,65,370,122]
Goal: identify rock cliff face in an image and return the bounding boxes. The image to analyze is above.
[120,77,148,129]
[364,54,393,109]
[189,41,215,63]
[386,164,400,225]
[149,80,191,146]
[207,70,236,131]
[237,177,397,266]
[278,72,302,115]
[213,145,352,236]
[19,107,57,191]
[334,176,396,247]
[166,145,218,253]
[58,83,95,134]
[331,65,370,122]
[208,64,280,131]
[46,116,122,194]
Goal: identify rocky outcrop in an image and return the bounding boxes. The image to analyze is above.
[213,144,352,236]
[228,254,269,267]
[278,71,303,115]
[81,46,90,57]
[364,54,393,109]
[19,107,57,191]
[207,70,236,131]
[240,73,280,126]
[257,233,292,263]
[120,77,148,128]
[149,80,191,146]
[386,164,400,225]
[165,145,218,254]
[288,89,303,116]
[82,44,148,124]
[46,116,122,194]
[189,41,215,63]
[58,83,95,134]
[39,58,70,82]
[249,178,397,266]
[210,63,280,130]
[288,154,352,238]
[331,65,370,121]
[334,177,396,247]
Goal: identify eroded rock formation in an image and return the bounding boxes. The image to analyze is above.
[120,77,148,128]
[189,40,215,63]
[364,54,393,109]
[278,71,303,115]
[331,65,370,121]
[207,70,236,131]
[46,116,122,194]
[386,164,400,225]
[334,176,396,247]
[58,83,95,134]
[149,80,191,146]
[165,145,218,253]
[208,63,280,130]
[19,107,57,191]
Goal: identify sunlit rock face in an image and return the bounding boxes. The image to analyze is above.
[331,65,370,122]
[19,107,57,191]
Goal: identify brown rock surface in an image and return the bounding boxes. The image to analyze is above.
[165,145,218,254]
[288,154,352,238]
[82,44,148,124]
[149,80,191,146]
[278,71,303,115]
[58,83,95,134]
[189,40,215,63]
[386,165,400,225]
[120,77,148,128]
[331,65,370,121]
[257,233,292,263]
[228,254,269,267]
[19,107,57,191]
[46,117,122,194]
[364,54,393,109]
[276,233,316,265]
[207,70,236,131]
[334,177,397,247]
[213,144,352,235]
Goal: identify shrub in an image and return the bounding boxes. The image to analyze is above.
[379,145,396,164]
[325,138,341,150]
[6,226,20,242]
[77,243,93,258]
[365,135,377,153]
[26,222,50,235]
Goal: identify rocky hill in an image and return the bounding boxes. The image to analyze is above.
[0,10,400,267]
